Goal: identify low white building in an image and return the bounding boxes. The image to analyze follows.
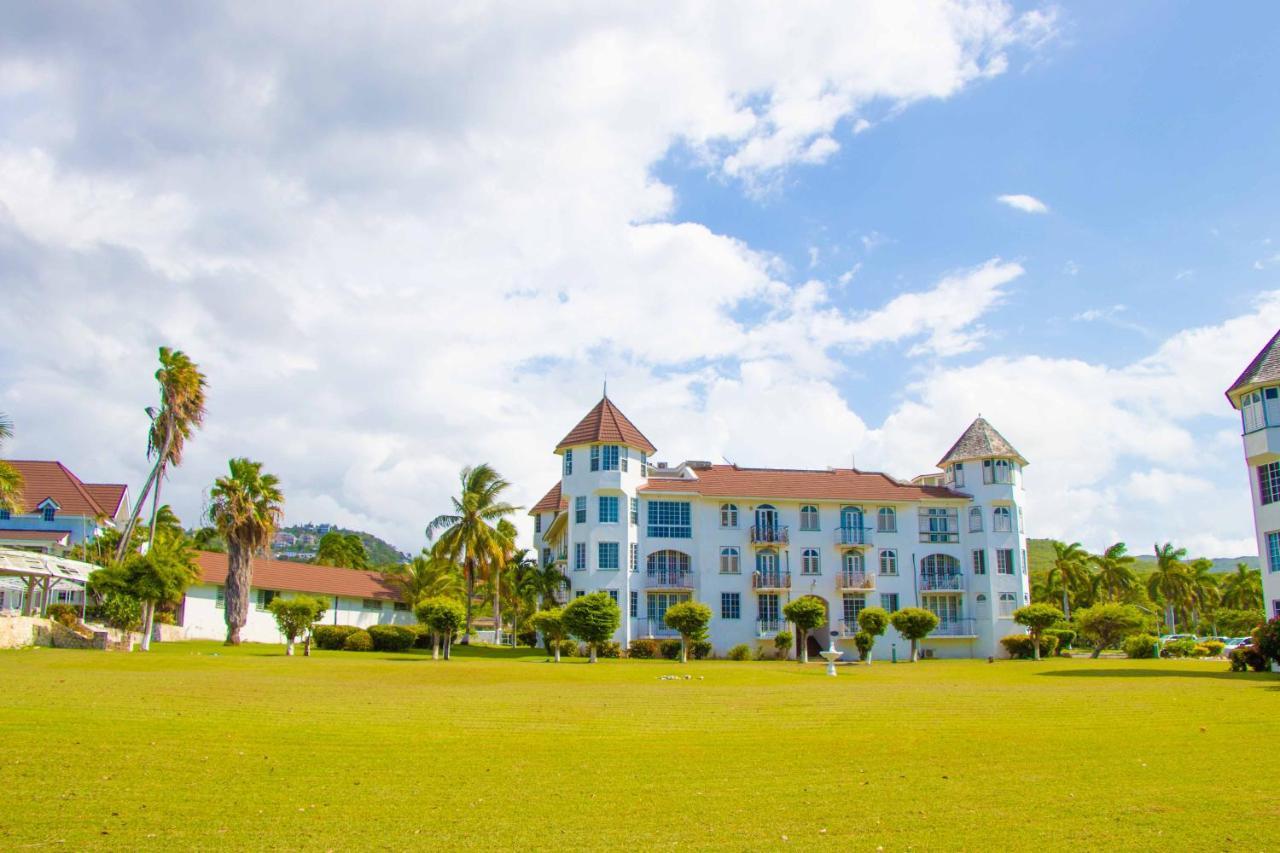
[1226,329,1280,623]
[177,551,413,643]
[531,395,1032,659]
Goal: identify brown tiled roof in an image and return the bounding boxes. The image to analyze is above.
[3,461,127,517]
[1227,328,1280,402]
[555,396,657,454]
[194,551,401,600]
[936,418,1027,467]
[637,464,966,502]
[530,482,563,515]
[0,530,73,545]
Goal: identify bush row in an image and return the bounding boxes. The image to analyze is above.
[999,634,1059,659]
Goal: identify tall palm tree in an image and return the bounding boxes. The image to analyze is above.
[1046,541,1092,619]
[208,458,284,645]
[1090,542,1138,603]
[503,547,539,642]
[383,547,464,608]
[425,464,519,643]
[116,348,208,561]
[524,559,570,609]
[1220,562,1263,612]
[0,412,23,514]
[1147,542,1191,633]
[1185,558,1220,627]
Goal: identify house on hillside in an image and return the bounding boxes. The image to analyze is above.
[178,551,414,643]
[530,394,1032,659]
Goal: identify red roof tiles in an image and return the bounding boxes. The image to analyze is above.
[530,482,563,515]
[637,464,965,502]
[555,396,657,454]
[194,551,401,600]
[0,530,73,545]
[4,461,129,517]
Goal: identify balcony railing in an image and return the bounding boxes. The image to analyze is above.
[930,618,977,637]
[919,572,965,592]
[646,568,693,588]
[838,571,874,591]
[834,525,873,547]
[750,525,789,545]
[756,618,785,638]
[641,618,680,639]
[752,570,791,590]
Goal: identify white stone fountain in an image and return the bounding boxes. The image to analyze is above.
[819,631,843,676]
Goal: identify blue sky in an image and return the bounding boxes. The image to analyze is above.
[0,2,1277,557]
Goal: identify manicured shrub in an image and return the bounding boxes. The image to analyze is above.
[313,625,360,650]
[783,596,827,663]
[1123,634,1158,659]
[597,640,622,659]
[628,638,659,659]
[45,603,79,627]
[1043,628,1076,654]
[1191,644,1211,658]
[659,638,683,660]
[890,607,940,662]
[531,608,568,661]
[690,639,712,660]
[1203,640,1225,657]
[1000,634,1058,660]
[267,595,329,656]
[555,639,579,658]
[342,629,374,651]
[561,592,621,663]
[1075,604,1145,658]
[1228,645,1269,672]
[102,591,142,633]
[664,601,712,663]
[1255,617,1280,667]
[726,643,752,661]
[1161,638,1197,658]
[411,624,433,649]
[367,624,416,652]
[1013,604,1065,661]
[773,630,793,660]
[857,607,890,664]
[854,631,873,661]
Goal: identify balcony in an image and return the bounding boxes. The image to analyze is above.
[756,618,785,638]
[639,618,680,639]
[750,525,789,545]
[834,525,873,547]
[919,572,965,592]
[752,570,791,591]
[930,618,977,637]
[646,568,693,589]
[838,571,875,591]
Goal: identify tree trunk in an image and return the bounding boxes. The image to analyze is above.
[148,461,166,550]
[799,631,808,663]
[1090,645,1103,659]
[304,634,311,657]
[461,561,474,644]
[911,639,919,662]
[1166,603,1176,633]
[140,600,154,651]
[1062,589,1070,621]
[444,632,452,660]
[492,561,501,646]
[1032,630,1040,661]
[680,636,688,664]
[285,637,294,656]
[224,541,252,645]
[432,632,440,660]
[114,434,170,562]
[589,643,597,663]
[553,642,561,663]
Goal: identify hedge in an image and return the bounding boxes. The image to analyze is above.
[690,639,712,660]
[659,639,683,660]
[342,629,374,651]
[367,624,416,652]
[313,625,361,650]
[628,638,659,659]
[1000,634,1058,660]
[1123,634,1158,659]
[727,643,752,661]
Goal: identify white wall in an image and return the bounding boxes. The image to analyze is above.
[178,584,414,644]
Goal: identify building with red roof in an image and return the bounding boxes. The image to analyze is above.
[0,460,130,554]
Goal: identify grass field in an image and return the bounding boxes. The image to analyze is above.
[3,643,1278,851]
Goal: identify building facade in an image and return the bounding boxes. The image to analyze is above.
[1226,329,1280,623]
[530,396,1032,659]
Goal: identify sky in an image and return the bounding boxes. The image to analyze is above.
[2,1,1279,559]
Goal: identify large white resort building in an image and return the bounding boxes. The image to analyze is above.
[531,396,1032,659]
[1227,328,1280,623]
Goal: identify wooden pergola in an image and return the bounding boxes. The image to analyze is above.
[0,548,97,619]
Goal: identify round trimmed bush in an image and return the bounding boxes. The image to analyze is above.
[1203,640,1225,657]
[628,638,659,659]
[313,624,361,650]
[342,629,374,651]
[555,639,579,658]
[659,639,683,660]
[1161,638,1197,658]
[367,624,416,652]
[1123,634,1158,659]
[727,643,752,661]
[1000,634,1058,660]
[597,640,622,659]
[690,639,712,660]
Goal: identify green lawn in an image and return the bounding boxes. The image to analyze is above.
[3,643,1278,850]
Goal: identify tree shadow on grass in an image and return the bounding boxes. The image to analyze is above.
[1038,668,1275,683]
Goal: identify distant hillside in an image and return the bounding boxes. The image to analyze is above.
[272,523,409,567]
[1027,538,1258,576]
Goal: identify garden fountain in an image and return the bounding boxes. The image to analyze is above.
[819,631,843,676]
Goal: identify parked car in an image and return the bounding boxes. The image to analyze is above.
[1223,637,1254,652]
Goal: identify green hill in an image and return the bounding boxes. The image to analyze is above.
[272,523,409,567]
[1026,538,1258,576]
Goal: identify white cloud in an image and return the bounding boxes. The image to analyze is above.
[997,193,1049,214]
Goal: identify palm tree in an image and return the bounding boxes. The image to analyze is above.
[0,411,24,514]
[503,547,539,642]
[425,464,519,644]
[383,547,464,608]
[1220,562,1263,612]
[188,526,227,553]
[116,348,208,561]
[208,458,284,645]
[523,559,570,609]
[1185,558,1220,627]
[1147,542,1191,633]
[1046,541,1092,619]
[1090,542,1138,602]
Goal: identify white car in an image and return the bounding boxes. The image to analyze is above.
[1223,637,1253,652]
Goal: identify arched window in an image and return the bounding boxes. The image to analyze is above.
[840,505,863,530]
[719,546,740,574]
[877,507,896,533]
[755,504,778,529]
[647,550,690,582]
[801,547,821,575]
[800,505,819,531]
[879,549,897,576]
[984,458,1014,485]
[993,506,1012,532]
[756,549,779,574]
[969,506,983,532]
[720,503,738,528]
[843,552,864,575]
[920,553,961,576]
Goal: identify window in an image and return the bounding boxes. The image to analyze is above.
[598,495,619,523]
[542,547,551,566]
[592,444,620,471]
[255,590,278,611]
[800,548,821,575]
[574,542,587,571]
[719,546,741,574]
[1267,531,1280,573]
[590,445,600,471]
[564,449,573,475]
[984,458,1014,485]
[215,586,225,609]
[880,592,900,613]
[843,552,865,575]
[842,593,866,627]
[647,550,691,583]
[630,497,639,525]
[800,505,819,531]
[534,515,542,534]
[629,543,638,572]
[394,601,410,612]
[993,507,1012,533]
[640,453,648,476]
[647,590,690,626]
[575,496,587,523]
[630,590,638,617]
[950,462,965,487]
[998,592,1016,617]
[576,591,585,598]
[362,598,383,611]
[969,506,983,532]
[972,549,987,575]
[42,506,56,522]
[918,507,958,543]
[598,541,619,570]
[879,549,898,576]
[877,507,896,533]
[720,503,738,528]
[620,448,628,472]
[607,589,618,604]
[920,553,961,577]
[647,501,692,538]
[757,593,780,624]
[0,508,10,520]
[996,548,1015,575]
[1259,462,1280,505]
[721,592,741,620]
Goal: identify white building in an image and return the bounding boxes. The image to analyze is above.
[1226,329,1280,623]
[176,551,413,643]
[530,395,1032,659]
